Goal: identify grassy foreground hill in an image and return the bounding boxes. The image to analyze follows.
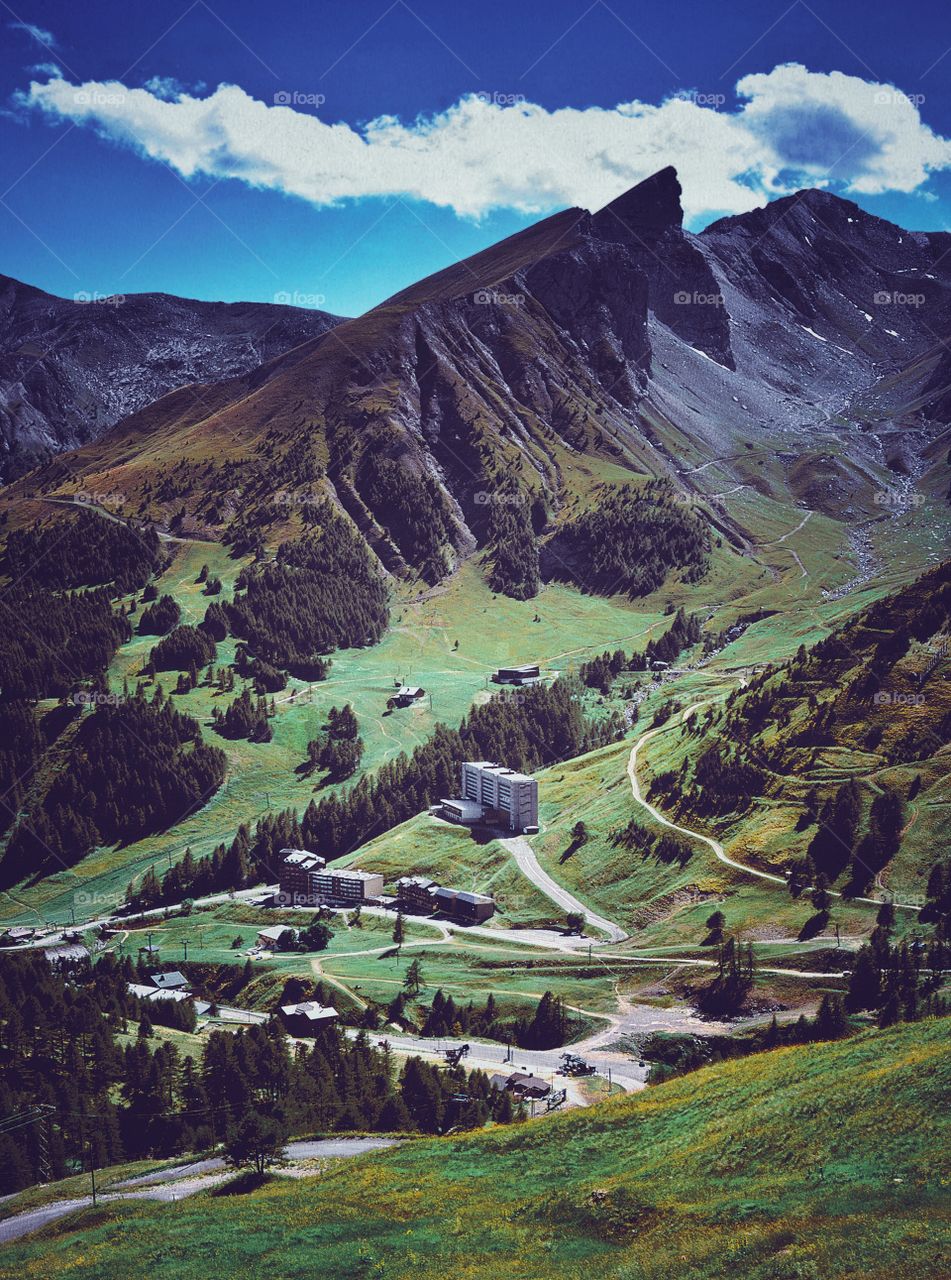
[3,1018,948,1280]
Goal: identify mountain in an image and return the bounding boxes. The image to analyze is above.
[0,274,344,480]
[4,168,950,587]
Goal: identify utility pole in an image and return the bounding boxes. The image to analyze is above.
[183,938,188,963]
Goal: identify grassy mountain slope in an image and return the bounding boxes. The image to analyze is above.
[3,1018,947,1280]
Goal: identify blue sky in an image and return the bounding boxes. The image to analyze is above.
[3,0,951,317]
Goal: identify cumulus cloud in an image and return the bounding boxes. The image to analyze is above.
[9,21,57,48]
[17,62,951,222]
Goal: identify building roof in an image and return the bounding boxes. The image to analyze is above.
[397,875,436,891]
[149,971,188,989]
[488,1071,551,1096]
[317,868,381,883]
[281,848,325,871]
[43,943,89,964]
[128,982,191,1003]
[463,761,536,785]
[507,1072,551,1095]
[257,924,297,942]
[279,1000,338,1022]
[396,685,424,698]
[434,886,495,907]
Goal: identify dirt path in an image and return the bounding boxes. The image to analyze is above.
[626,701,923,913]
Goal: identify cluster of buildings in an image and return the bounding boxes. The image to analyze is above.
[272,759,540,924]
[127,970,211,1013]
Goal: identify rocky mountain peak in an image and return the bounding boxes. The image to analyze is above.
[591,166,684,240]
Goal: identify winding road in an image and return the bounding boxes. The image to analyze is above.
[626,702,923,912]
[0,1139,397,1243]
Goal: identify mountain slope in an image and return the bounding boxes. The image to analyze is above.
[4,168,950,592]
[0,274,344,480]
[2,1018,947,1279]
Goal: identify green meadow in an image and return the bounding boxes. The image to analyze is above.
[2,1018,946,1280]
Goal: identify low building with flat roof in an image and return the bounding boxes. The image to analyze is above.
[433,886,496,924]
[493,664,541,685]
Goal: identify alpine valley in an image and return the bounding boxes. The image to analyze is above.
[0,167,948,1280]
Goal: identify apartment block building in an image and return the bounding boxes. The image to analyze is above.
[460,761,539,832]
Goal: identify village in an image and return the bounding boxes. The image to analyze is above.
[0,752,617,1110]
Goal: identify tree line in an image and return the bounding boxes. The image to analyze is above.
[1,685,226,887]
[0,951,517,1195]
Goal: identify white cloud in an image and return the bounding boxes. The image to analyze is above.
[17,63,951,222]
[9,21,57,48]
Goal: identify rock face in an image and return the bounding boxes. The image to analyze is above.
[0,276,343,480]
[9,168,951,572]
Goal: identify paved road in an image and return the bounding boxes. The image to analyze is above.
[498,836,628,944]
[0,1138,398,1243]
[360,1029,648,1094]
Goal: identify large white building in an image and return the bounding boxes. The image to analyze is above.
[455,761,539,832]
